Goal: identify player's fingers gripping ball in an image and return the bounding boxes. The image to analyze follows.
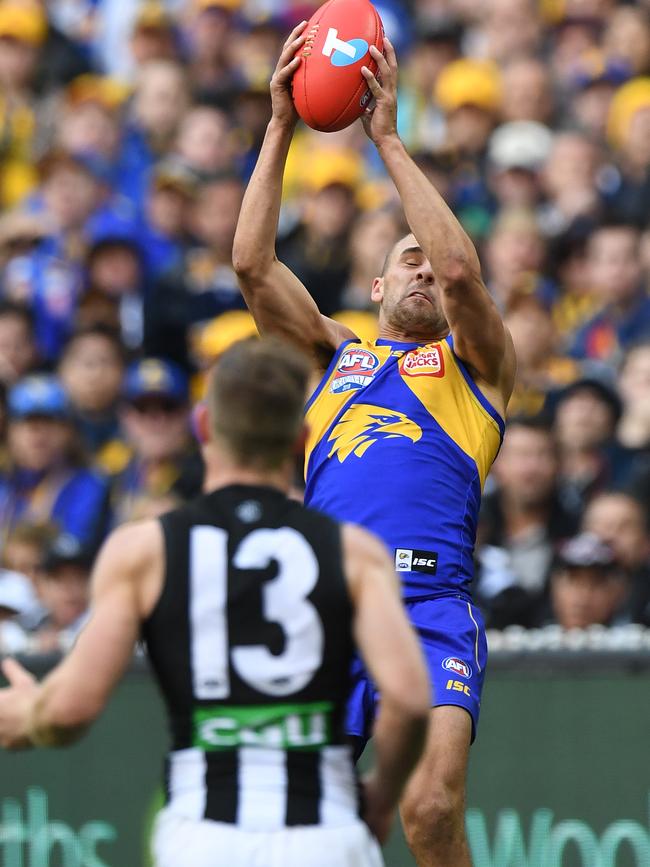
[291,0,385,132]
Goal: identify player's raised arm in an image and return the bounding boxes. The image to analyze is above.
[0,521,162,749]
[343,523,430,842]
[361,39,515,407]
[232,22,354,370]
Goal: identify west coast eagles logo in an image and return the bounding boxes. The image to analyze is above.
[327,403,422,462]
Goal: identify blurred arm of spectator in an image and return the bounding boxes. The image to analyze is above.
[570,224,650,362]
[545,532,633,629]
[583,492,650,626]
[476,416,580,628]
[144,174,246,368]
[0,302,39,387]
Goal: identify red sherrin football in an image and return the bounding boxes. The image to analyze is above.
[292,0,384,132]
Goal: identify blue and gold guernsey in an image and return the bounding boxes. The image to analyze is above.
[304,336,505,601]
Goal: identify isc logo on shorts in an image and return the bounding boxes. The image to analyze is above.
[330,349,380,394]
[400,347,444,377]
[442,657,472,679]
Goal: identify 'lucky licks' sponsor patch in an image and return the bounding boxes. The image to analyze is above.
[331,348,380,394]
[400,346,444,377]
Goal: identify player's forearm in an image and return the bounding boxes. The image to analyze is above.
[29,678,93,748]
[369,700,428,807]
[376,135,481,284]
[232,119,295,278]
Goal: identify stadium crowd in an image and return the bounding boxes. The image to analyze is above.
[0,0,648,652]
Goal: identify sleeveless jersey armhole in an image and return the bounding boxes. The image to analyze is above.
[444,335,505,439]
[304,339,360,413]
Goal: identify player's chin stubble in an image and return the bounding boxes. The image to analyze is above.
[389,297,448,338]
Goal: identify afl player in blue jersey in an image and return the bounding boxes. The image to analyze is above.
[233,24,516,867]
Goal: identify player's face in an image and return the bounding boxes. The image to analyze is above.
[372,235,449,339]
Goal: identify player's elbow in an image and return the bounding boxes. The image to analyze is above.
[437,253,481,293]
[232,242,273,283]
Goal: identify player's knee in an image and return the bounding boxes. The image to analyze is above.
[402,786,465,850]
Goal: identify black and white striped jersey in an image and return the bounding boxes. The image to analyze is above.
[142,484,359,830]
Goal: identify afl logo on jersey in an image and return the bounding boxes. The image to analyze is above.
[400,347,444,377]
[442,657,472,679]
[331,349,380,394]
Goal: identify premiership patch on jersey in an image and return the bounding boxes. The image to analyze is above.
[330,349,380,394]
[400,346,445,378]
[395,548,438,574]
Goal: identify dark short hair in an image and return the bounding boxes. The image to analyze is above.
[208,338,310,469]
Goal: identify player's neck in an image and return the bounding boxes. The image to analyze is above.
[378,323,450,344]
[203,448,293,496]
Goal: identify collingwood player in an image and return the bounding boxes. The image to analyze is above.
[0,339,430,867]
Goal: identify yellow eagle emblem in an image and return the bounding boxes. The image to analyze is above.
[327,403,422,462]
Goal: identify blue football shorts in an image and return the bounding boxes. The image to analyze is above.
[345,594,488,745]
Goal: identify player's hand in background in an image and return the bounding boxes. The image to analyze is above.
[0,657,37,750]
[360,37,398,147]
[269,21,307,130]
[361,771,396,845]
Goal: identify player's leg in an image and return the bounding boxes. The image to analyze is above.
[399,705,472,867]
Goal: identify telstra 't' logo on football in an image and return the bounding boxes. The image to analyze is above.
[322,28,369,67]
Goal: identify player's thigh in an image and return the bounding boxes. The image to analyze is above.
[400,705,472,818]
[152,811,384,867]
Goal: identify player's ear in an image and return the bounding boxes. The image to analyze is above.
[371,276,384,303]
[191,401,211,445]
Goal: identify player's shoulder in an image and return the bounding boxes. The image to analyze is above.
[99,519,163,570]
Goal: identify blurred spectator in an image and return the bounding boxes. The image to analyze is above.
[129,1,179,69]
[31,532,92,653]
[435,58,501,158]
[84,232,145,351]
[479,0,542,63]
[603,7,650,76]
[339,207,406,311]
[0,1,48,208]
[552,377,622,513]
[545,532,633,628]
[174,104,237,179]
[2,519,56,587]
[110,358,202,524]
[0,569,39,655]
[145,172,245,367]
[117,60,190,207]
[477,416,579,627]
[539,132,604,238]
[485,208,555,310]
[499,56,554,125]
[504,294,581,417]
[56,74,127,169]
[58,326,126,464]
[606,77,650,225]
[616,340,650,457]
[567,50,631,140]
[0,301,38,386]
[487,121,554,211]
[183,0,240,99]
[0,375,110,547]
[583,491,650,625]
[570,224,650,363]
[278,167,360,316]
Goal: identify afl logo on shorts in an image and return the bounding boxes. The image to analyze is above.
[331,349,380,394]
[442,657,472,679]
[400,347,444,377]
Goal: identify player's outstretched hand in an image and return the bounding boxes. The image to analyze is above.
[360,37,398,146]
[361,772,396,845]
[0,657,37,750]
[270,21,307,129]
